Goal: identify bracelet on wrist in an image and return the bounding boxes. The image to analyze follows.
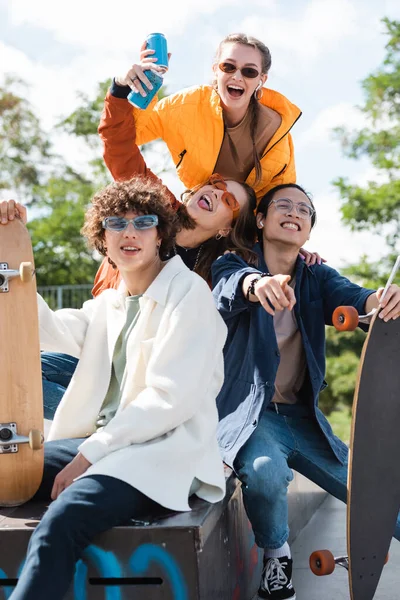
[246,272,271,300]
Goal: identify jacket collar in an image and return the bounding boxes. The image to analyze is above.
[254,242,312,281]
[208,85,301,128]
[117,255,188,306]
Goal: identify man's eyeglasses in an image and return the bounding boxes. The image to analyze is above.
[219,62,260,79]
[268,198,315,220]
[102,215,159,232]
[208,174,241,220]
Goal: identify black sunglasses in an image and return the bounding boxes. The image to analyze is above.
[219,62,260,79]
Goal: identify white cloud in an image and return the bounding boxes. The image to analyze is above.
[7,0,257,51]
[239,0,358,72]
[296,102,369,149]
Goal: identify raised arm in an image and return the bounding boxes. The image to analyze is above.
[98,85,178,209]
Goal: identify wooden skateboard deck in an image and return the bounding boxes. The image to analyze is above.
[0,219,43,506]
[347,310,400,600]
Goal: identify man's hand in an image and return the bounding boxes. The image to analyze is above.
[51,453,92,500]
[377,284,400,322]
[0,200,27,225]
[254,274,296,315]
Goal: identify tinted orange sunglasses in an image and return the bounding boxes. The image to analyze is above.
[208,174,241,220]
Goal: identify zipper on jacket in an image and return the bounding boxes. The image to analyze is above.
[272,163,287,179]
[261,112,302,159]
[176,149,187,169]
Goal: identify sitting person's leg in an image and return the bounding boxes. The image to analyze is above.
[10,474,160,600]
[234,408,297,600]
[41,353,79,419]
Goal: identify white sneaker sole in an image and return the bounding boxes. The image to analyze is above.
[257,595,296,600]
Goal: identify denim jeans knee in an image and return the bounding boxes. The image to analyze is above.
[235,447,294,548]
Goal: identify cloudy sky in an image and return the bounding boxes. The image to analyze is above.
[1,0,399,268]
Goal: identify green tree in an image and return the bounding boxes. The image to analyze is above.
[0,74,173,289]
[323,18,400,422]
[334,18,400,251]
[0,75,102,286]
[28,168,100,286]
[0,76,51,197]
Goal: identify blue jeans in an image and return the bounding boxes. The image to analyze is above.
[234,403,400,549]
[9,439,161,600]
[41,353,78,419]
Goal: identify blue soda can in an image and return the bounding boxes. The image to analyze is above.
[127,69,164,110]
[146,32,168,72]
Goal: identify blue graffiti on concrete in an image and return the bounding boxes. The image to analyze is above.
[1,542,188,599]
[0,568,13,600]
[74,545,123,600]
[130,543,188,600]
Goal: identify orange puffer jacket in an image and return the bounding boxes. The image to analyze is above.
[133,85,301,201]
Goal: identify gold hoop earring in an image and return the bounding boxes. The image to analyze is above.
[254,87,263,101]
[215,232,223,241]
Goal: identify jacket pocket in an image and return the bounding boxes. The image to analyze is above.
[176,149,187,169]
[272,163,287,179]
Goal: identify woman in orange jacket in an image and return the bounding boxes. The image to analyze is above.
[96,96,318,296]
[104,32,301,203]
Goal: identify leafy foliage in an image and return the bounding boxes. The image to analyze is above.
[0,73,172,287]
[323,18,400,415]
[0,76,51,197]
[27,169,101,286]
[333,18,400,248]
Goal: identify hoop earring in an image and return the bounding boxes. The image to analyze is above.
[215,233,223,240]
[254,87,263,101]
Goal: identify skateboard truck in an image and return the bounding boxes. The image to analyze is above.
[333,255,400,331]
[0,423,43,453]
[0,262,34,292]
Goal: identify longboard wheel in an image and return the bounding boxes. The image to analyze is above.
[385,552,389,565]
[332,305,359,331]
[20,262,33,283]
[29,429,43,450]
[309,550,336,576]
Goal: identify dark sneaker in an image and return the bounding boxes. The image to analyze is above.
[258,556,296,599]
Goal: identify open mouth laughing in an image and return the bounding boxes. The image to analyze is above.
[197,194,213,212]
[280,220,301,232]
[120,245,141,255]
[227,84,245,98]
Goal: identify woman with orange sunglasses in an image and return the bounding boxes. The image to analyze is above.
[102,32,300,204]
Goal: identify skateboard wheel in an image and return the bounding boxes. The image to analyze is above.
[20,262,33,283]
[384,552,389,565]
[29,429,43,450]
[309,550,336,576]
[332,306,359,332]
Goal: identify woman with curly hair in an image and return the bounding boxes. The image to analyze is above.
[6,177,227,600]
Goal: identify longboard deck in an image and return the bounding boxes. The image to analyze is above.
[0,220,43,506]
[348,311,400,600]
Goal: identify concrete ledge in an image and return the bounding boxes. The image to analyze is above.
[0,469,326,599]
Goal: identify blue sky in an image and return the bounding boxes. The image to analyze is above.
[1,0,399,268]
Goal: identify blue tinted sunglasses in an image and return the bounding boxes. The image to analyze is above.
[102,215,159,231]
